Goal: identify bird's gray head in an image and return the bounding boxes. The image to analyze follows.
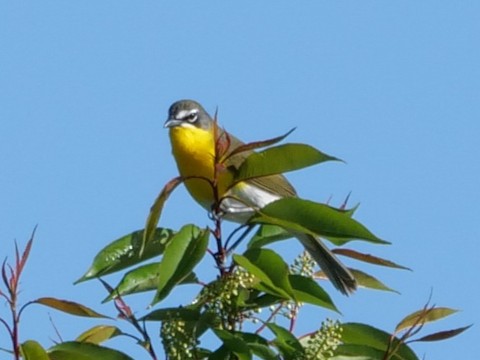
[164,100,213,130]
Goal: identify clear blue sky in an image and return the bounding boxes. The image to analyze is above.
[1,1,478,359]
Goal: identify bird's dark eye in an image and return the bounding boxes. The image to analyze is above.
[185,112,198,122]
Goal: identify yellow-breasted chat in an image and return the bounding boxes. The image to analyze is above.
[164,99,357,295]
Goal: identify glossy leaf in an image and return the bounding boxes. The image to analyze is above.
[20,340,49,360]
[212,329,252,360]
[142,176,183,253]
[214,332,277,360]
[235,143,340,182]
[247,224,292,249]
[288,274,338,312]
[48,341,133,360]
[243,293,284,310]
[234,248,294,300]
[251,198,387,245]
[35,297,110,318]
[142,306,201,322]
[76,228,175,282]
[333,344,387,359]
[234,332,277,360]
[76,325,122,344]
[333,249,411,270]
[411,325,472,342]
[341,269,398,293]
[267,323,305,359]
[395,307,458,333]
[341,323,418,360]
[104,262,197,301]
[153,225,209,304]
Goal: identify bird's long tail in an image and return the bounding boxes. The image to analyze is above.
[296,233,357,295]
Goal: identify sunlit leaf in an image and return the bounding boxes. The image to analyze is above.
[35,297,110,318]
[341,323,418,360]
[153,225,209,304]
[104,262,197,302]
[76,325,122,345]
[332,344,387,359]
[289,274,338,311]
[20,340,49,360]
[326,269,398,293]
[234,248,294,300]
[410,325,472,342]
[251,198,387,245]
[395,307,459,333]
[333,249,410,270]
[142,176,183,254]
[48,341,133,360]
[76,228,175,282]
[235,143,340,182]
[247,225,292,249]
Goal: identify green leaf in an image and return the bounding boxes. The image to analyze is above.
[76,228,175,282]
[411,325,472,342]
[20,340,49,360]
[235,143,340,182]
[235,332,277,360]
[142,176,183,254]
[142,306,201,322]
[347,269,398,293]
[333,344,387,359]
[267,323,305,359]
[288,274,338,311]
[104,262,197,301]
[35,297,110,318]
[251,198,387,245]
[48,341,133,360]
[193,348,212,359]
[234,248,294,300]
[333,249,411,270]
[243,293,284,310]
[212,329,252,360]
[153,225,209,304]
[395,307,459,333]
[341,323,418,360]
[76,325,122,345]
[247,224,292,249]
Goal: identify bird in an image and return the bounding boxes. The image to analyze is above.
[164,99,357,295]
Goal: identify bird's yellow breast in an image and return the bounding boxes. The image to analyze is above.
[169,125,232,209]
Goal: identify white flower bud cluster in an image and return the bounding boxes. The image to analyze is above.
[304,319,343,359]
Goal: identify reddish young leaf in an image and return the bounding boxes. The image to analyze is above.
[410,325,472,343]
[395,307,458,333]
[142,176,183,254]
[76,325,123,345]
[223,128,296,161]
[35,297,110,318]
[332,248,411,270]
[15,227,36,283]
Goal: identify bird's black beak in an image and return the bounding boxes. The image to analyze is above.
[164,118,182,128]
